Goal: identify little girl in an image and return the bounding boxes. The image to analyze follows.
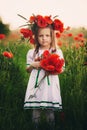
[22,14,65,129]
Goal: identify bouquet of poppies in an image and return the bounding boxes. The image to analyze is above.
[40,50,64,75]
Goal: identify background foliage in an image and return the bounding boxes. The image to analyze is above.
[0,17,10,35]
[0,27,87,130]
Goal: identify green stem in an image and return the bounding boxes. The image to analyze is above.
[47,76,50,86]
[34,69,41,88]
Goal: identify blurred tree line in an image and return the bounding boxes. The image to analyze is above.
[0,17,10,35]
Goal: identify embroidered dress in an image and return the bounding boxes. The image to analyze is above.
[24,48,64,110]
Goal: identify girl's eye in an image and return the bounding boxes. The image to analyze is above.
[38,35,43,37]
[46,35,50,37]
[38,34,50,37]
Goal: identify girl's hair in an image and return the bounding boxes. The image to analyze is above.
[33,24,56,54]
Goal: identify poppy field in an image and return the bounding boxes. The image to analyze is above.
[0,27,87,130]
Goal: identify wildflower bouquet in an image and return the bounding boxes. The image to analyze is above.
[40,50,65,74]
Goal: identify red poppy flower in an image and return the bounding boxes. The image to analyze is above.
[53,19,64,33]
[47,54,60,65]
[20,28,33,38]
[55,58,64,73]
[40,59,49,69]
[30,37,35,44]
[42,50,50,58]
[29,16,36,23]
[0,34,5,40]
[67,33,73,37]
[56,32,61,38]
[44,15,53,24]
[78,33,84,37]
[36,15,48,27]
[46,65,55,71]
[74,36,79,41]
[57,41,63,47]
[36,15,43,19]
[2,51,13,58]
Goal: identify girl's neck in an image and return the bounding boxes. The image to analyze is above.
[39,45,51,50]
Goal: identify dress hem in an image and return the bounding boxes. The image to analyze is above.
[24,106,62,111]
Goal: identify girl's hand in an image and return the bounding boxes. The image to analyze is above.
[26,61,40,73]
[31,61,40,69]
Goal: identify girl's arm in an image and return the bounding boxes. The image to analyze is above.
[26,61,40,73]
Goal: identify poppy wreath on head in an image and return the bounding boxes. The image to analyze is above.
[18,14,64,44]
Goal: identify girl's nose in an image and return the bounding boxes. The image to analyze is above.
[42,35,46,40]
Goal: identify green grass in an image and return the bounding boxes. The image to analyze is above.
[0,39,87,130]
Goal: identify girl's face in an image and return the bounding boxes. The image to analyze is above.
[37,28,52,49]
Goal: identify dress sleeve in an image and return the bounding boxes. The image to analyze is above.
[26,49,34,67]
[56,48,64,59]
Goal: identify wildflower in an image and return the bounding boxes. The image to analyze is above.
[0,34,5,40]
[29,16,36,23]
[53,19,64,33]
[74,36,79,41]
[56,32,61,38]
[2,51,13,58]
[37,16,48,28]
[57,40,62,47]
[20,28,33,38]
[67,33,73,37]
[78,33,84,37]
[29,37,35,44]
[44,15,53,24]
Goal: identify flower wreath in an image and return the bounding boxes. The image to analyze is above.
[18,14,64,44]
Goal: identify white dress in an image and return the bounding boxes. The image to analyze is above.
[24,48,64,110]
